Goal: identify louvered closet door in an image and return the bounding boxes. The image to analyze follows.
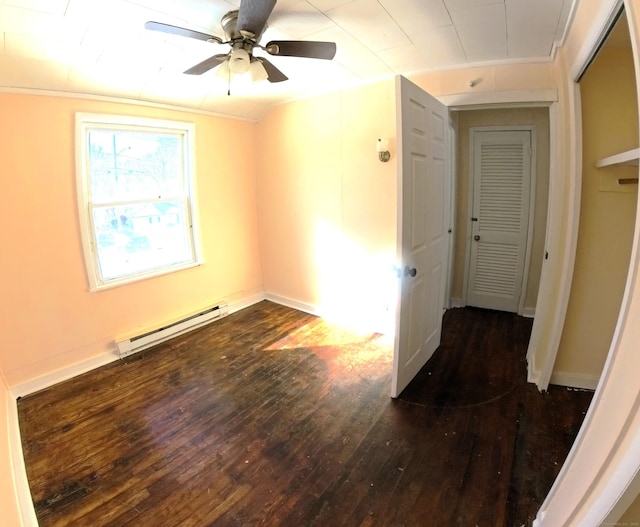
[466,130,531,313]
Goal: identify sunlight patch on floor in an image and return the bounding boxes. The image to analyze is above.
[264,317,393,385]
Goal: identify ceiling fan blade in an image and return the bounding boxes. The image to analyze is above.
[257,57,288,83]
[184,54,228,75]
[236,0,276,36]
[265,40,337,60]
[145,21,223,44]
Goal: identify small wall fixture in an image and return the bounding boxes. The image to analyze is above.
[377,138,390,162]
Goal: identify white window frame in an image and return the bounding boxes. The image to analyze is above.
[75,113,202,291]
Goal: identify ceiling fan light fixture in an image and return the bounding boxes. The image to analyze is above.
[249,60,268,82]
[216,59,231,80]
[229,48,250,74]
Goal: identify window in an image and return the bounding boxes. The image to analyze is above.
[76,114,201,291]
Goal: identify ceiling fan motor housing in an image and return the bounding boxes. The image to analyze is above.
[221,10,240,40]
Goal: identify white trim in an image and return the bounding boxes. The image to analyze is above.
[439,89,557,109]
[413,55,555,76]
[527,349,541,386]
[0,86,258,123]
[7,394,39,527]
[227,292,267,314]
[533,83,584,393]
[11,351,119,399]
[526,102,560,390]
[75,113,203,292]
[461,125,475,307]
[520,127,537,316]
[602,466,640,525]
[445,125,457,310]
[574,1,626,81]
[549,371,599,390]
[549,0,581,61]
[521,307,536,318]
[449,297,465,308]
[264,293,320,317]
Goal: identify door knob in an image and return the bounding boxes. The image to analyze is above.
[404,265,417,277]
[474,235,480,241]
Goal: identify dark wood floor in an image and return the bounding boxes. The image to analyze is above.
[18,301,593,526]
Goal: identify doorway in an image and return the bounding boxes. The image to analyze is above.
[450,108,550,318]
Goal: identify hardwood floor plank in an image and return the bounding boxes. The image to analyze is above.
[18,301,593,526]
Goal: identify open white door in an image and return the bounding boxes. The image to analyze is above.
[391,76,451,398]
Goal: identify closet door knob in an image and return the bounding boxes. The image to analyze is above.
[474,235,480,241]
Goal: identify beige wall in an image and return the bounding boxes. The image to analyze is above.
[451,107,550,312]
[554,44,638,379]
[0,94,263,386]
[257,80,397,331]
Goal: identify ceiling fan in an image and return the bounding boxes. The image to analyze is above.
[145,0,337,84]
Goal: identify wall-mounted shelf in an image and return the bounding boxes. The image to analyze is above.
[596,147,640,167]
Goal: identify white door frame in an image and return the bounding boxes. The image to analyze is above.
[461,125,537,315]
[445,125,457,309]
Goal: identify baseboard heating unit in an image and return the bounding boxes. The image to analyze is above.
[116,302,229,359]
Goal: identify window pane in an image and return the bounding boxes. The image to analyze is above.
[93,201,192,281]
[88,130,184,204]
[77,114,199,290]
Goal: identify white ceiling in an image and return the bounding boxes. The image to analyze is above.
[0,0,574,120]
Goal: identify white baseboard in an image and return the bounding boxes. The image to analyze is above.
[264,293,321,316]
[7,395,39,527]
[227,292,267,314]
[527,357,541,386]
[549,370,599,390]
[449,297,465,308]
[11,351,119,399]
[521,307,536,318]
